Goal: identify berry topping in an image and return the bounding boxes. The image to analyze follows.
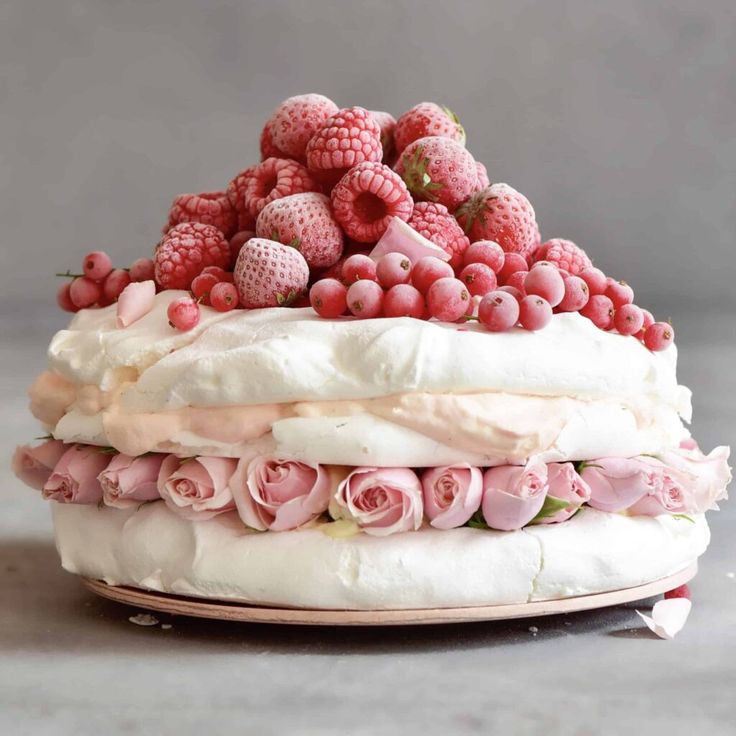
[166,191,238,238]
[82,251,113,282]
[580,294,615,330]
[406,201,469,268]
[209,282,239,312]
[227,158,320,222]
[459,263,498,297]
[383,284,426,319]
[233,237,309,309]
[57,282,79,313]
[605,278,635,308]
[498,285,524,302]
[370,110,397,163]
[411,256,455,295]
[259,123,287,161]
[497,252,529,284]
[331,162,413,243]
[167,297,200,331]
[475,161,490,191]
[346,279,384,318]
[228,231,254,269]
[579,267,607,296]
[614,303,645,336]
[524,263,565,307]
[310,278,348,318]
[341,253,378,284]
[505,270,529,295]
[191,272,219,303]
[394,102,465,156]
[306,106,383,179]
[637,308,655,340]
[69,277,102,309]
[478,291,520,332]
[102,269,132,303]
[267,93,339,160]
[255,192,344,269]
[426,277,471,322]
[463,240,505,273]
[535,239,592,275]
[455,183,540,259]
[644,322,675,352]
[664,584,691,600]
[154,222,229,290]
[518,295,553,331]
[557,275,590,312]
[395,136,477,210]
[129,257,155,282]
[376,252,412,289]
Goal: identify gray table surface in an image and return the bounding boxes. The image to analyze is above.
[1,303,734,736]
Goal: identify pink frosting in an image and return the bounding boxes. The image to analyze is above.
[581,457,660,513]
[12,440,68,491]
[43,444,110,503]
[98,453,165,508]
[334,467,423,536]
[421,464,483,529]
[537,462,592,524]
[157,455,237,520]
[230,456,332,531]
[481,459,549,531]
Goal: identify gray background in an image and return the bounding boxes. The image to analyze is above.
[1,1,734,735]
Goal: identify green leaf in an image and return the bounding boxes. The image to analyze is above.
[399,145,444,202]
[275,293,286,306]
[34,433,54,441]
[466,509,489,530]
[530,495,571,523]
[671,513,695,524]
[441,104,466,146]
[576,461,603,473]
[287,236,301,251]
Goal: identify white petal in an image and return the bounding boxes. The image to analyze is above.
[636,598,692,639]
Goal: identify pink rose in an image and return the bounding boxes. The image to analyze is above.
[98,453,165,509]
[481,459,548,531]
[157,455,237,520]
[42,444,110,503]
[12,440,67,491]
[627,467,689,516]
[421,464,483,529]
[536,462,592,524]
[580,457,659,513]
[333,467,423,536]
[230,456,332,531]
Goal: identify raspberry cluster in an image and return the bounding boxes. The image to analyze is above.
[53,94,674,350]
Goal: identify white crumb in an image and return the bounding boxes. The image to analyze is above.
[161,623,173,630]
[129,613,159,627]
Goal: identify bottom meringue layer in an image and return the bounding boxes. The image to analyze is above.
[52,503,709,610]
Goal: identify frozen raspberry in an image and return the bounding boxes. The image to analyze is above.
[370,110,397,163]
[406,201,469,269]
[395,136,477,210]
[605,278,634,308]
[614,303,644,336]
[478,291,520,332]
[342,253,378,284]
[306,107,383,183]
[166,191,238,238]
[167,297,200,331]
[459,263,497,297]
[331,162,413,243]
[69,277,101,308]
[411,256,454,295]
[456,183,539,259]
[57,282,79,313]
[464,240,504,273]
[427,277,471,322]
[209,282,239,312]
[256,192,344,269]
[234,238,309,309]
[535,239,592,276]
[346,279,384,318]
[519,296,553,331]
[505,271,528,295]
[664,584,691,600]
[475,161,490,191]
[557,275,589,312]
[129,258,155,282]
[228,231,254,269]
[310,278,348,318]
[154,223,229,291]
[644,322,675,352]
[393,102,465,156]
[82,251,113,282]
[383,284,425,319]
[580,267,607,296]
[581,294,615,330]
[102,269,131,302]
[376,252,412,289]
[267,93,339,160]
[259,123,287,161]
[636,308,655,340]
[524,263,565,307]
[227,158,320,222]
[498,252,528,283]
[191,272,219,303]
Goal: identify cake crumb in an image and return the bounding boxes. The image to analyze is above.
[129,613,159,627]
[161,623,172,630]
[528,625,539,635]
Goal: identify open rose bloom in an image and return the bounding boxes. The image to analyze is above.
[230,456,333,531]
[12,440,67,491]
[581,457,659,513]
[537,462,592,524]
[42,444,110,504]
[157,455,237,520]
[332,467,423,536]
[482,459,549,531]
[421,464,483,529]
[98,453,165,509]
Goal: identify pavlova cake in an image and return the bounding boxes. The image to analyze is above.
[13,95,731,612]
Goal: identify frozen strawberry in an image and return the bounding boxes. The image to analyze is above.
[266,93,339,160]
[227,157,320,222]
[259,123,287,161]
[393,102,465,155]
[535,238,592,276]
[256,192,344,269]
[475,161,490,191]
[154,222,229,290]
[166,191,238,238]
[395,136,477,210]
[234,238,310,308]
[371,110,397,163]
[456,183,540,259]
[407,201,469,269]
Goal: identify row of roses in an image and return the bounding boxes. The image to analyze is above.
[13,440,730,535]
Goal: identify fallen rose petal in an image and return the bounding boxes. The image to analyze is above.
[116,280,156,328]
[636,598,692,640]
[369,217,450,264]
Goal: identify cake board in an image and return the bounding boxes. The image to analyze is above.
[80,562,696,626]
